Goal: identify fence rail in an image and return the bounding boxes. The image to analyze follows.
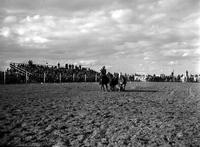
[0,71,99,84]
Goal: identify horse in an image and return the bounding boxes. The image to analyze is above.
[99,74,109,91]
[99,73,127,92]
[118,75,127,91]
[112,74,127,91]
[109,73,119,91]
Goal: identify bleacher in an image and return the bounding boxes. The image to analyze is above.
[1,60,99,84]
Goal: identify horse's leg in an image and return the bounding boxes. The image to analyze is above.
[124,84,126,91]
[113,85,116,91]
[119,84,121,92]
[101,83,105,91]
[119,84,122,92]
[110,85,112,91]
[102,84,105,91]
[122,84,125,91]
[106,84,109,91]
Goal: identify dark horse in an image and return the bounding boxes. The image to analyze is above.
[99,74,110,91]
[109,73,119,91]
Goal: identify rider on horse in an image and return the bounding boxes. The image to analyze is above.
[100,66,106,76]
[99,66,109,91]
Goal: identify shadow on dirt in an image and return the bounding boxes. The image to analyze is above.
[124,89,159,92]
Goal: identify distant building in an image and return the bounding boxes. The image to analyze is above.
[134,73,146,82]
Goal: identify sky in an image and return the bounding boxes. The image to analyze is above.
[0,0,199,75]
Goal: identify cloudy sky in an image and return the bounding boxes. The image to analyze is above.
[0,0,199,74]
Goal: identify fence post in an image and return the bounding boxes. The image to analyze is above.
[95,73,97,82]
[85,74,87,82]
[4,71,6,84]
[59,73,61,83]
[73,73,75,82]
[44,72,46,83]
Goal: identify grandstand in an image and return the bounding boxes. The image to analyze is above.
[0,60,99,84]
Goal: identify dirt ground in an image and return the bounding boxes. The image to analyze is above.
[0,82,200,146]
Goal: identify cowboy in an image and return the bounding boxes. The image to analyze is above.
[100,66,106,76]
[99,66,109,91]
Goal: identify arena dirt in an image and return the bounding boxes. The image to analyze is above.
[0,82,200,146]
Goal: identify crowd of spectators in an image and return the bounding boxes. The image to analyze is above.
[1,60,99,84]
[145,71,200,82]
[128,71,200,82]
[0,61,199,84]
